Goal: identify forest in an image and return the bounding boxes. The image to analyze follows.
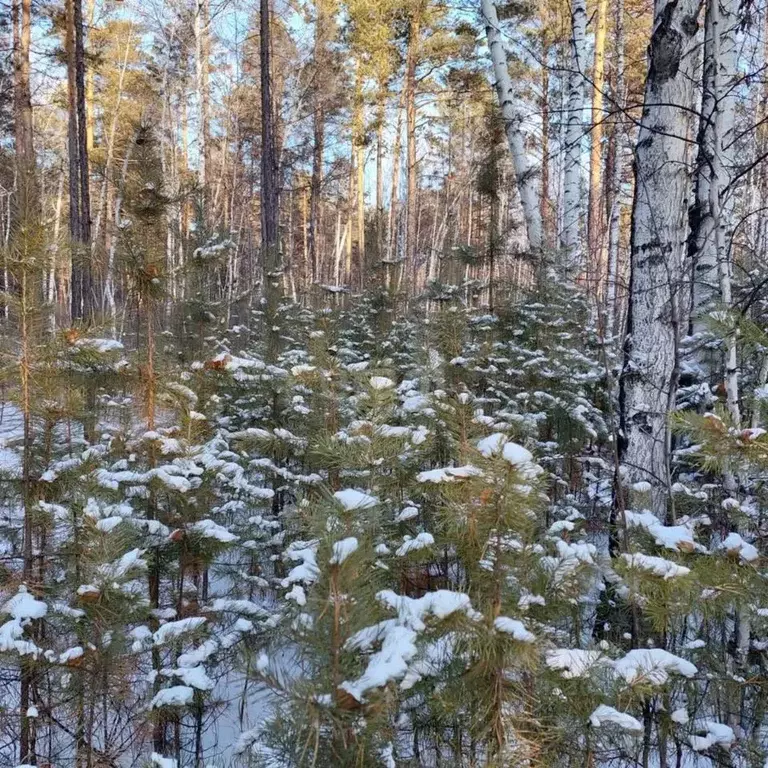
[1,0,768,764]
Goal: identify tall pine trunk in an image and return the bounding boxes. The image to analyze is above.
[195,0,210,215]
[12,0,39,761]
[308,0,326,289]
[261,0,282,361]
[68,0,92,323]
[403,10,420,294]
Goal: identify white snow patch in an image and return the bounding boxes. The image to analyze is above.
[493,616,535,643]
[621,553,691,579]
[370,376,395,390]
[330,537,359,565]
[396,532,434,557]
[614,648,697,685]
[589,705,643,733]
[417,465,483,483]
[3,586,47,620]
[150,685,195,708]
[689,721,734,752]
[334,489,378,510]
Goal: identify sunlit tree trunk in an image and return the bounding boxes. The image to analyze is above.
[403,9,420,292]
[12,0,39,760]
[606,0,627,337]
[589,0,609,297]
[353,67,365,289]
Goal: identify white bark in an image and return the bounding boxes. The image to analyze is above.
[690,0,739,422]
[561,0,587,274]
[621,0,700,519]
[482,0,542,252]
[606,0,627,338]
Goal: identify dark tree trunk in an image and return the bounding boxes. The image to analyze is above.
[261,0,282,360]
[13,0,37,227]
[308,0,325,288]
[69,0,93,323]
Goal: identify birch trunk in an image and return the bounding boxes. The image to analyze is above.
[606,0,627,337]
[481,0,542,252]
[589,0,609,296]
[620,0,700,519]
[689,0,739,416]
[561,0,587,274]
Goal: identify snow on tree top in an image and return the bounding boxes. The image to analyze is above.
[340,589,476,701]
[477,433,531,464]
[329,537,359,565]
[154,617,207,646]
[625,510,703,552]
[2,586,47,620]
[720,532,759,562]
[689,720,734,752]
[613,648,697,685]
[191,519,238,543]
[395,506,419,522]
[333,489,379,510]
[73,338,125,354]
[589,705,643,733]
[282,540,320,585]
[416,465,483,483]
[370,376,395,390]
[165,666,214,691]
[546,649,607,679]
[621,553,691,579]
[149,685,195,708]
[396,532,434,557]
[493,616,535,642]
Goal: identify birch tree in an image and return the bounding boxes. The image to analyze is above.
[561,0,587,274]
[689,0,739,424]
[481,0,543,252]
[589,0,609,295]
[620,0,700,518]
